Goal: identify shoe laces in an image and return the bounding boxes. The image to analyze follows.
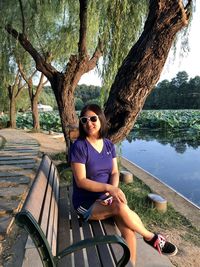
[154,234,166,254]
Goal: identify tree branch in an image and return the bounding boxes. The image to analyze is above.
[18,0,25,34]
[34,73,46,98]
[178,0,190,25]
[5,25,58,81]
[78,0,88,57]
[17,62,36,99]
[87,38,103,71]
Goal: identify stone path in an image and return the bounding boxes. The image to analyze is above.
[0,129,40,241]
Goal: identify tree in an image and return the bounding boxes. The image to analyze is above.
[4,0,193,146]
[104,1,192,142]
[7,68,26,128]
[18,63,48,131]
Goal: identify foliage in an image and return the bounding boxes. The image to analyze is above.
[99,0,148,100]
[1,0,148,100]
[14,111,62,132]
[134,110,200,132]
[75,84,101,103]
[1,110,200,141]
[0,114,9,128]
[39,86,57,109]
[75,97,84,111]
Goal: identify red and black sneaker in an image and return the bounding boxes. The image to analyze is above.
[144,233,178,256]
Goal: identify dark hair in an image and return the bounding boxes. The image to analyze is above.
[79,104,108,139]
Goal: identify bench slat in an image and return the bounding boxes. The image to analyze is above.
[51,170,59,256]
[69,192,85,266]
[69,187,102,266]
[90,220,115,267]
[23,171,48,222]
[82,221,101,266]
[46,167,58,256]
[40,164,54,235]
[57,186,72,267]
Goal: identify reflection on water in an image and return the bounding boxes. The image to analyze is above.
[121,129,200,208]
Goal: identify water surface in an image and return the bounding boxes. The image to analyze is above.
[121,130,200,208]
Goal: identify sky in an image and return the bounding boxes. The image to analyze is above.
[79,1,200,86]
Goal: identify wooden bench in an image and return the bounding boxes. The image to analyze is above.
[15,154,130,267]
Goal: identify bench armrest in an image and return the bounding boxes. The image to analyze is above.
[57,234,130,267]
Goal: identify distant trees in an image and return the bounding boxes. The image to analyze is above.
[75,84,101,109]
[144,72,200,109]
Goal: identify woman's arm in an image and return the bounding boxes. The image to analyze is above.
[109,158,119,187]
[71,162,111,192]
[71,159,126,203]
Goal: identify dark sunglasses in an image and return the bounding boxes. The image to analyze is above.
[80,115,98,124]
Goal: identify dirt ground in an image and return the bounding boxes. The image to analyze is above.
[28,131,66,155]
[2,131,199,267]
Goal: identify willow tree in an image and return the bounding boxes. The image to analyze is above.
[4,0,193,145]
[0,0,46,129]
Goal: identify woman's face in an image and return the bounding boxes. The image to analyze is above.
[80,110,101,138]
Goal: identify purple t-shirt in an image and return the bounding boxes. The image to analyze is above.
[70,138,116,209]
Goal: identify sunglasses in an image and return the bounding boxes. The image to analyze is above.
[80,115,98,124]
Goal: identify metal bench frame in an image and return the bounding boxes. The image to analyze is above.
[15,154,130,267]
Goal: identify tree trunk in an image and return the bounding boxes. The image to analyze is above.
[105,0,191,143]
[32,97,40,131]
[9,96,16,128]
[50,72,79,152]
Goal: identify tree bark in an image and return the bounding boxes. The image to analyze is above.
[105,0,191,143]
[9,92,16,128]
[31,96,40,131]
[7,71,25,129]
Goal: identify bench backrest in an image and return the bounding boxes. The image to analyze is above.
[15,154,59,267]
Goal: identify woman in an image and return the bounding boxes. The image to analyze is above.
[70,104,177,266]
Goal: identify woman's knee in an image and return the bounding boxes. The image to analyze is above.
[112,201,127,216]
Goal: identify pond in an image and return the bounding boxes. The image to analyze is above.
[121,129,200,208]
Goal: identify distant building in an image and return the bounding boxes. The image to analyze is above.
[37,103,53,112]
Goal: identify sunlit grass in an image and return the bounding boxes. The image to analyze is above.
[119,175,200,246]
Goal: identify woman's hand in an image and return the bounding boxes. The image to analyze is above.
[108,186,127,204]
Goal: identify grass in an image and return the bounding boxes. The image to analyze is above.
[54,152,200,247]
[51,152,67,162]
[119,173,200,247]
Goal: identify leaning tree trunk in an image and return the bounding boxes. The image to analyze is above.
[105,0,191,143]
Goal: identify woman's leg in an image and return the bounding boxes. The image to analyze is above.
[114,215,137,266]
[90,200,154,240]
[89,201,177,259]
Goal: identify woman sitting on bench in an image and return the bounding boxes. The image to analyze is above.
[70,104,178,266]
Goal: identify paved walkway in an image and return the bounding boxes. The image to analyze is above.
[0,129,174,267]
[0,129,40,242]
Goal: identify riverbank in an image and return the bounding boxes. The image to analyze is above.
[120,157,200,230]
